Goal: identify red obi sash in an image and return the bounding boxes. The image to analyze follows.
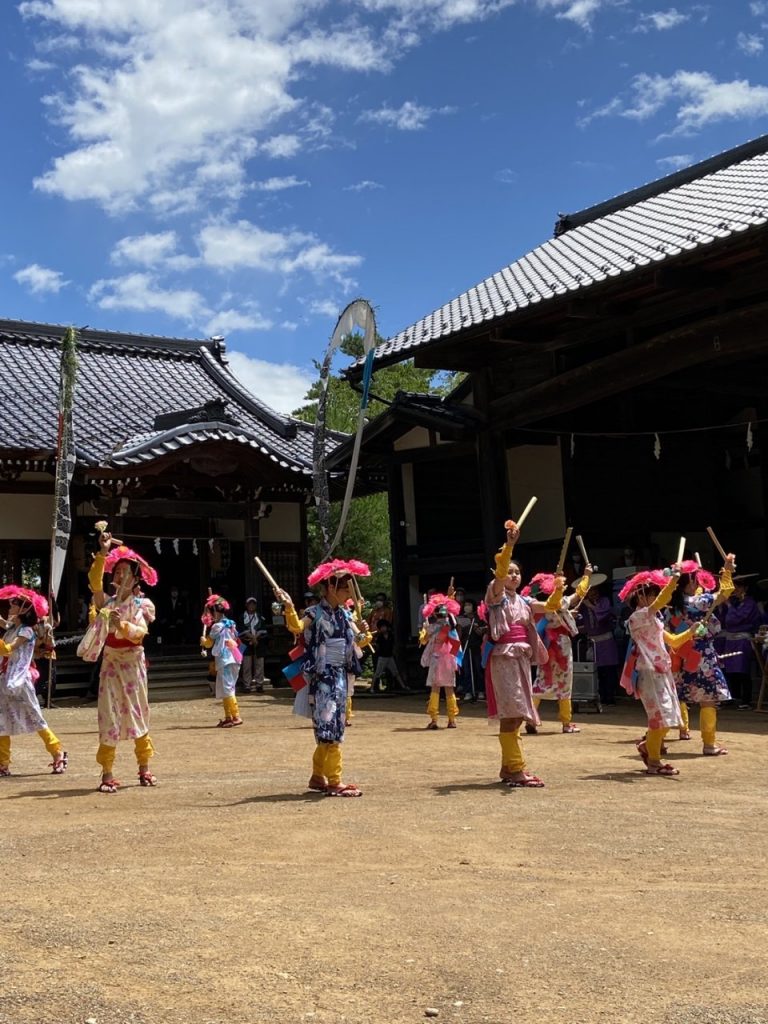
[105,636,139,649]
[497,624,528,644]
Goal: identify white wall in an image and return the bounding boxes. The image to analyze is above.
[506,443,566,542]
[394,427,430,451]
[0,494,53,539]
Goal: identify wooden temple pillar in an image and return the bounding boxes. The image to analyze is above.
[474,370,510,569]
[243,498,261,601]
[387,460,410,661]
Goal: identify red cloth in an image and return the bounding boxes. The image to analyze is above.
[105,636,139,649]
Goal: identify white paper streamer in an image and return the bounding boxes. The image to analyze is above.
[747,422,754,452]
[653,433,661,460]
[192,539,198,555]
[154,538,161,554]
[173,538,179,555]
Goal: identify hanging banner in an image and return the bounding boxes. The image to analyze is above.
[49,327,78,603]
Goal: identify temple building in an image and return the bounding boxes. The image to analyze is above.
[0,320,329,689]
[339,134,768,644]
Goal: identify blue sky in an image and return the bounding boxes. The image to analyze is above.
[2,0,768,411]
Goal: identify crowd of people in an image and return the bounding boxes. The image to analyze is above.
[0,518,765,794]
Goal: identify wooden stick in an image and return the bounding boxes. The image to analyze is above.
[575,534,590,566]
[516,496,538,530]
[676,536,686,565]
[254,556,280,592]
[695,551,702,566]
[706,526,728,562]
[555,527,573,575]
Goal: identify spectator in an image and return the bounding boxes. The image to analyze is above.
[369,593,393,632]
[239,596,268,693]
[457,598,485,702]
[718,574,762,709]
[575,577,620,705]
[371,620,406,691]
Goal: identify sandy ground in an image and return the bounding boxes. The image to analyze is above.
[1,691,768,1024]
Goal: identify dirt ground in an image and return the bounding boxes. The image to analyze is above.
[2,690,768,1024]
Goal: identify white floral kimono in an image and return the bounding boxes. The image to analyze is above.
[0,625,48,736]
[97,596,155,746]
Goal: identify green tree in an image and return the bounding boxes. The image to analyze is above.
[293,334,459,597]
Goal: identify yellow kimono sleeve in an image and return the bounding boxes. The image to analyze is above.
[650,576,677,612]
[0,639,11,656]
[544,584,565,612]
[573,574,591,601]
[283,603,303,635]
[664,627,693,651]
[200,636,213,649]
[88,552,107,595]
[115,620,148,644]
[716,568,734,606]
[494,541,515,581]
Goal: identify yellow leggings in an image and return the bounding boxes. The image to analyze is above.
[700,705,717,747]
[345,695,354,721]
[96,734,155,773]
[0,727,62,766]
[499,730,526,773]
[312,743,343,786]
[222,695,240,720]
[427,688,459,722]
[532,696,572,724]
[680,701,690,733]
[645,727,669,764]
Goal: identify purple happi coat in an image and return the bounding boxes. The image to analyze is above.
[716,597,763,675]
[576,597,619,667]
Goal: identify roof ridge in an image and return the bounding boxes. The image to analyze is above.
[198,347,298,440]
[554,132,768,236]
[0,317,208,351]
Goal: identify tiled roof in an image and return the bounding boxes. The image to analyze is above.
[0,319,323,476]
[361,136,768,369]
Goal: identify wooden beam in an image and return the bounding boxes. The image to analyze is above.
[490,302,768,427]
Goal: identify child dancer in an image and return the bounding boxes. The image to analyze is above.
[619,568,695,776]
[275,558,371,797]
[0,586,67,776]
[667,556,735,755]
[522,569,591,733]
[482,523,553,788]
[201,595,243,727]
[421,594,461,729]
[84,528,159,793]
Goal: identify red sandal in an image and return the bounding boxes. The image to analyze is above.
[645,763,679,776]
[506,774,545,788]
[0,766,11,777]
[326,783,363,798]
[98,777,121,793]
[50,751,68,775]
[138,769,158,787]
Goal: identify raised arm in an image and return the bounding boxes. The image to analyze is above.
[488,525,520,602]
[651,573,679,613]
[712,554,736,609]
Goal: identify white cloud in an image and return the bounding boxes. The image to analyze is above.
[737,31,764,56]
[310,298,342,317]
[14,262,68,294]
[89,272,208,321]
[112,231,179,266]
[360,99,456,130]
[252,175,310,192]
[494,167,517,184]
[656,153,693,170]
[343,180,385,191]
[261,134,301,159]
[203,308,273,335]
[535,0,613,29]
[226,350,314,415]
[750,1,768,14]
[27,57,56,71]
[583,71,768,134]
[198,220,361,285]
[635,8,689,32]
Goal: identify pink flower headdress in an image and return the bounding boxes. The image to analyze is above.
[422,593,460,618]
[618,570,668,604]
[0,584,49,618]
[104,545,159,587]
[521,573,556,599]
[307,559,371,587]
[201,593,230,625]
[678,560,717,592]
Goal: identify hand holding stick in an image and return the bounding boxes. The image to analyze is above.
[555,527,574,575]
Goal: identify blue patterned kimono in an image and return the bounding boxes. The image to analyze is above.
[296,599,361,744]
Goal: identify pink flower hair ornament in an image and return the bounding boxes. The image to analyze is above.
[521,573,556,599]
[618,570,669,604]
[422,593,461,618]
[204,593,230,610]
[678,560,717,592]
[0,585,49,618]
[104,545,159,587]
[307,559,371,588]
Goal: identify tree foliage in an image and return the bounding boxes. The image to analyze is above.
[293,334,460,597]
